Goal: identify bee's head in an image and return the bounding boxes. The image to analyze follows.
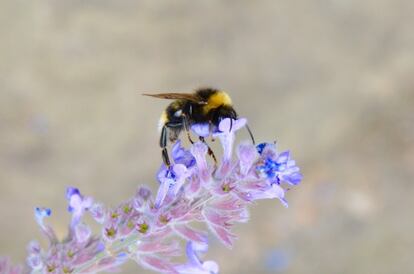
[211,105,238,125]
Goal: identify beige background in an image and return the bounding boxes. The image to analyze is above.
[1,1,414,273]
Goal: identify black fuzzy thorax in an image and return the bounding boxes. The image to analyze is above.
[164,88,238,141]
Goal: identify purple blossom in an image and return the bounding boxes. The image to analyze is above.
[34,207,57,244]
[66,187,93,227]
[89,202,106,224]
[213,118,246,162]
[0,258,23,274]
[191,123,210,138]
[256,143,303,186]
[0,117,302,274]
[213,118,247,177]
[155,163,191,208]
[34,207,51,227]
[190,142,211,184]
[172,140,196,168]
[175,241,219,274]
[237,142,259,175]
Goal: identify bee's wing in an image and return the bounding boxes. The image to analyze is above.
[142,93,207,104]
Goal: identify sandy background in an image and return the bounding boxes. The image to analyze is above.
[1,1,414,273]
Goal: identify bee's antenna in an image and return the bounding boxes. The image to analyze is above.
[245,124,255,145]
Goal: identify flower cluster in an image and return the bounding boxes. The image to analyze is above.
[1,118,302,274]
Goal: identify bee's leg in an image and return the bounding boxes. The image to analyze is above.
[209,122,215,142]
[245,124,256,145]
[160,125,171,168]
[162,121,186,168]
[182,114,194,144]
[199,136,217,166]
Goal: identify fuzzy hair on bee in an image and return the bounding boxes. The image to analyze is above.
[143,88,255,167]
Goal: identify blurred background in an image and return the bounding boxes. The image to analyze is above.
[1,0,413,273]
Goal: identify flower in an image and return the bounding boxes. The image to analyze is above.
[34,207,51,227]
[155,163,190,208]
[191,123,210,138]
[256,143,303,186]
[74,222,92,243]
[237,142,259,175]
[172,140,196,168]
[66,187,93,227]
[34,207,57,244]
[18,117,302,274]
[175,241,219,274]
[0,257,23,274]
[190,142,211,184]
[89,202,106,224]
[213,118,247,162]
[213,118,247,177]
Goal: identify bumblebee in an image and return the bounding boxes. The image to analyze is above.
[143,88,255,167]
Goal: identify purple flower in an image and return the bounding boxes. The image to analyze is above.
[203,206,246,248]
[249,182,288,207]
[191,123,210,138]
[34,207,57,243]
[256,142,276,156]
[26,241,43,271]
[173,224,208,244]
[257,149,303,186]
[190,142,211,184]
[89,202,106,224]
[155,164,190,208]
[34,207,51,226]
[213,118,246,161]
[213,118,247,177]
[17,117,302,274]
[0,258,23,274]
[26,253,43,271]
[66,187,93,227]
[172,140,196,168]
[176,241,219,274]
[134,186,153,211]
[26,240,41,255]
[237,142,259,175]
[74,222,92,243]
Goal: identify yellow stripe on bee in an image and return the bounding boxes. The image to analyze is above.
[203,91,232,114]
[158,110,167,132]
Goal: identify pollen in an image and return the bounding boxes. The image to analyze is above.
[123,205,132,214]
[222,183,232,193]
[63,267,73,273]
[137,222,149,234]
[67,250,74,258]
[159,214,170,224]
[47,264,56,272]
[105,227,117,238]
[111,212,120,219]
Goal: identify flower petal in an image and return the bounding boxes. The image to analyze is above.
[174,224,208,244]
[190,142,210,183]
[34,207,57,243]
[155,175,174,208]
[237,143,258,175]
[138,255,178,274]
[172,140,196,168]
[191,123,210,137]
[74,223,92,243]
